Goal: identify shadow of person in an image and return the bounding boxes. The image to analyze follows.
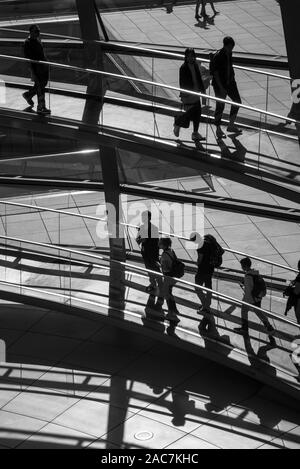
[217,135,247,162]
[142,293,166,333]
[170,390,196,427]
[144,293,165,321]
[229,135,247,162]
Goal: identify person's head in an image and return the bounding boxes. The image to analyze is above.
[223,36,235,53]
[204,234,217,244]
[240,257,252,272]
[141,210,151,224]
[29,24,40,39]
[159,237,172,250]
[184,48,196,65]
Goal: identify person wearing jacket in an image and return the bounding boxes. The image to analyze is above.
[234,257,274,335]
[136,210,162,294]
[159,237,180,323]
[174,48,205,142]
[23,25,51,115]
[211,36,242,139]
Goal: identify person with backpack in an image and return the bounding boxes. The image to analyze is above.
[173,48,206,144]
[234,257,274,335]
[190,232,224,332]
[159,237,182,323]
[210,36,242,139]
[136,210,162,294]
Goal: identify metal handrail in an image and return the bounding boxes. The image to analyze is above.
[0,53,298,125]
[0,233,298,329]
[0,199,297,274]
[0,27,290,81]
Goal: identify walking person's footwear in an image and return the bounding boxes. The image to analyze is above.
[192,131,205,141]
[146,284,156,293]
[165,313,180,324]
[37,107,51,115]
[23,92,34,107]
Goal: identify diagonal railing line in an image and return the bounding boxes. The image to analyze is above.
[0,199,297,273]
[0,27,290,81]
[0,53,298,125]
[0,233,298,328]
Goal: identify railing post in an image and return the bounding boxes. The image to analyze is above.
[100,146,126,313]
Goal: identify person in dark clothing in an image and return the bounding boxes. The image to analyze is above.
[211,36,242,139]
[174,48,206,143]
[23,25,51,115]
[234,257,274,336]
[292,260,300,324]
[136,210,162,293]
[159,237,180,323]
[195,0,219,20]
[190,232,216,332]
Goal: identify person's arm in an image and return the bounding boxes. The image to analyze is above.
[24,40,30,59]
[243,274,254,303]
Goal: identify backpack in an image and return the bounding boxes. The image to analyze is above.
[205,235,224,268]
[166,251,185,279]
[249,273,267,300]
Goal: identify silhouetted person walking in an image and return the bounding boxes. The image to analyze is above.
[23,25,51,115]
[211,36,242,139]
[159,237,180,323]
[234,257,274,336]
[174,48,206,144]
[190,232,223,332]
[136,210,162,294]
[195,0,219,20]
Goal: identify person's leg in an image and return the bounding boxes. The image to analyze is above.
[201,274,216,331]
[143,256,157,289]
[195,273,206,309]
[195,0,201,18]
[213,84,227,137]
[209,1,219,14]
[203,273,213,310]
[255,303,274,332]
[200,0,207,17]
[166,283,180,322]
[227,81,242,131]
[192,100,201,133]
[295,298,300,324]
[235,305,249,333]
